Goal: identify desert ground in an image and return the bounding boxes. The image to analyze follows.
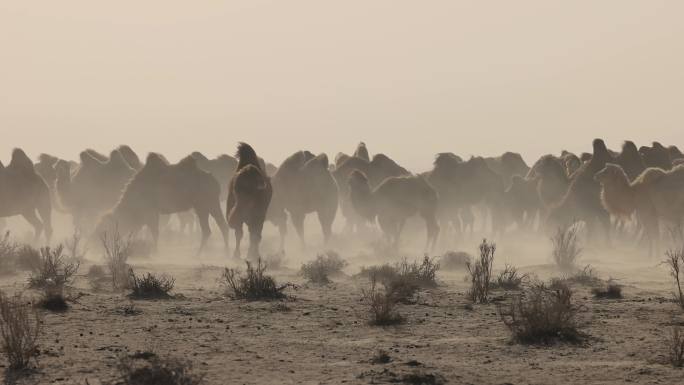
[1,214,683,385]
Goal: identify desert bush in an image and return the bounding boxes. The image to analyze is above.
[466,240,496,303]
[361,275,403,326]
[0,292,41,370]
[300,251,348,284]
[117,354,204,385]
[0,231,19,275]
[492,264,528,290]
[222,258,288,300]
[669,324,684,367]
[358,264,399,283]
[128,272,175,299]
[27,245,79,290]
[101,230,134,291]
[566,265,602,286]
[664,247,684,308]
[64,231,88,262]
[551,223,583,271]
[591,281,622,299]
[359,257,440,303]
[439,251,472,270]
[499,282,584,344]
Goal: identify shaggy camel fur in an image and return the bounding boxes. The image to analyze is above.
[595,163,684,256]
[547,139,613,243]
[615,141,646,181]
[348,170,439,251]
[226,143,272,258]
[96,153,229,253]
[640,142,672,170]
[269,151,338,250]
[0,149,53,242]
[57,149,135,230]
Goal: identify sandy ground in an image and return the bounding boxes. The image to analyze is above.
[1,215,684,385]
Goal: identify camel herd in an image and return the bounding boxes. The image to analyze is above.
[1,139,683,258]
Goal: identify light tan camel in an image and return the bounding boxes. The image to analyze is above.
[348,170,439,251]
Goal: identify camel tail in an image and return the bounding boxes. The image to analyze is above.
[235,142,262,171]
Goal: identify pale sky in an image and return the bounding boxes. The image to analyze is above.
[1,1,683,171]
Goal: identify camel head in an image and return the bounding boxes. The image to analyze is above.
[594,163,629,186]
[354,142,370,162]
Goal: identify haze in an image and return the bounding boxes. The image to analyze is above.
[1,1,683,171]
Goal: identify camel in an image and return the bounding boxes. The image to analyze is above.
[332,152,410,233]
[503,174,540,230]
[546,139,613,243]
[484,152,530,189]
[57,149,136,230]
[226,143,272,259]
[191,152,238,200]
[560,151,581,177]
[268,151,338,251]
[354,142,370,162]
[96,153,229,253]
[0,149,53,243]
[595,163,684,256]
[668,145,684,162]
[348,170,439,251]
[530,155,570,211]
[640,142,672,170]
[615,141,646,181]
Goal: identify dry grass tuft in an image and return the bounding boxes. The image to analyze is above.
[591,281,623,299]
[664,247,684,308]
[359,256,439,304]
[221,258,289,301]
[101,229,134,291]
[499,281,585,344]
[466,240,496,303]
[551,223,583,272]
[669,324,684,367]
[300,251,347,284]
[128,272,175,299]
[27,245,79,290]
[0,292,41,370]
[0,231,19,275]
[117,354,204,385]
[492,264,528,290]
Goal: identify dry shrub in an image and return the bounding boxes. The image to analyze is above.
[664,247,684,308]
[118,354,204,385]
[129,272,175,299]
[439,251,472,271]
[0,292,41,370]
[0,231,19,275]
[101,230,134,291]
[64,231,88,262]
[566,265,602,286]
[27,245,79,290]
[669,324,684,367]
[300,251,348,284]
[551,223,583,271]
[492,264,528,290]
[359,256,439,304]
[221,258,289,301]
[591,281,622,299]
[499,282,585,344]
[466,240,495,303]
[361,275,403,326]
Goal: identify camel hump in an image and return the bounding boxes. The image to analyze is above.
[178,155,199,170]
[85,149,108,163]
[191,151,210,164]
[38,153,58,166]
[108,150,130,168]
[348,169,369,185]
[235,142,261,171]
[354,142,370,161]
[304,153,329,170]
[117,145,142,169]
[80,150,104,168]
[145,153,169,170]
[55,159,71,173]
[10,148,34,170]
[0,160,4,170]
[623,140,638,152]
[637,167,668,185]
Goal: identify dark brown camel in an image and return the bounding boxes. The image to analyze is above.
[640,142,672,170]
[0,149,53,243]
[615,141,646,181]
[226,143,272,258]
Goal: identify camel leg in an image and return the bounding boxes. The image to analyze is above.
[196,209,211,255]
[209,203,230,254]
[247,219,265,259]
[424,215,440,253]
[146,214,160,252]
[234,225,243,259]
[290,212,306,251]
[277,219,287,253]
[22,210,44,244]
[317,209,334,245]
[37,198,53,244]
